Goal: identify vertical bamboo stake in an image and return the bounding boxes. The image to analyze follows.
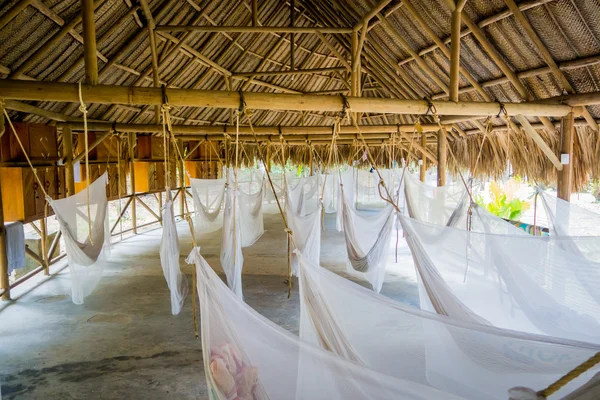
[420,133,427,182]
[437,127,447,186]
[81,0,98,85]
[0,105,9,300]
[449,3,464,102]
[40,204,49,275]
[557,112,574,201]
[128,132,137,234]
[178,138,185,217]
[63,124,75,196]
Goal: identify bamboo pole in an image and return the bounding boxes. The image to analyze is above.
[0,80,577,117]
[316,32,351,70]
[557,112,574,201]
[437,128,447,186]
[252,0,258,26]
[0,105,9,300]
[232,67,346,78]
[62,124,76,196]
[128,132,137,234]
[449,0,467,102]
[39,215,49,275]
[81,0,98,85]
[139,0,161,124]
[420,133,427,182]
[515,114,563,170]
[0,0,34,31]
[154,25,354,33]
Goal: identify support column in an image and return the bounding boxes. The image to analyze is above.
[420,133,427,182]
[557,112,574,201]
[128,132,137,234]
[0,106,10,300]
[265,144,271,172]
[177,138,185,217]
[63,125,75,196]
[40,214,49,275]
[351,31,359,97]
[449,6,462,102]
[81,0,98,84]
[437,128,447,186]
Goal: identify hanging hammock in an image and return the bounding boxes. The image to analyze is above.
[187,246,470,400]
[296,250,600,400]
[48,172,110,305]
[159,188,188,315]
[220,185,244,300]
[190,177,227,234]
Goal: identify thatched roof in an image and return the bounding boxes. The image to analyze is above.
[1,0,600,188]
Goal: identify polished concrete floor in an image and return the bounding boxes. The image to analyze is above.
[0,213,419,399]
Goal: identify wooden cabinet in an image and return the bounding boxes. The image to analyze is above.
[185,161,220,184]
[2,122,58,162]
[135,136,165,160]
[0,166,66,223]
[134,161,176,193]
[74,163,127,200]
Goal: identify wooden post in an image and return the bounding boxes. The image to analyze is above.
[290,0,295,73]
[557,112,574,201]
[449,4,463,102]
[266,143,271,172]
[252,0,258,27]
[177,138,185,217]
[128,132,137,234]
[420,133,427,182]
[139,0,161,124]
[351,30,359,97]
[0,105,10,301]
[437,128,447,186]
[81,0,98,84]
[40,214,49,275]
[62,124,75,196]
[309,144,313,176]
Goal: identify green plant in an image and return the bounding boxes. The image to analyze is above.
[475,181,530,221]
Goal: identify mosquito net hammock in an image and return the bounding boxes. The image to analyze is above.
[160,188,188,315]
[537,189,600,238]
[296,251,600,400]
[336,167,400,292]
[190,177,227,234]
[263,171,285,215]
[284,177,322,276]
[399,210,600,344]
[187,247,472,400]
[49,172,110,305]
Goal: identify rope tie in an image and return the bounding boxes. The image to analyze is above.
[537,352,600,398]
[78,82,93,245]
[424,98,437,116]
[497,102,507,119]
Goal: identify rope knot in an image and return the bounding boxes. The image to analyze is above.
[284,228,293,236]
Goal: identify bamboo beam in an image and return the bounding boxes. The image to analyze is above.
[81,0,98,85]
[232,67,346,78]
[449,0,467,102]
[420,133,427,182]
[139,0,161,124]
[0,80,576,116]
[557,112,574,201]
[4,100,77,122]
[9,0,108,79]
[252,0,258,26]
[62,124,75,196]
[0,0,33,31]
[514,114,562,170]
[398,0,556,66]
[437,127,447,186]
[503,0,597,131]
[353,0,394,31]
[0,106,9,301]
[128,132,137,234]
[62,122,445,134]
[534,91,600,107]
[154,25,354,33]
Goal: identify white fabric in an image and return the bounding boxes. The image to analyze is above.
[6,221,25,274]
[236,173,265,248]
[48,172,109,304]
[321,173,339,214]
[285,182,322,275]
[187,247,468,400]
[159,189,188,315]
[263,171,285,214]
[399,211,600,343]
[220,186,244,300]
[538,189,600,237]
[190,177,226,234]
[297,252,600,400]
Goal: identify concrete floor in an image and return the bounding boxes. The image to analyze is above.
[0,213,419,400]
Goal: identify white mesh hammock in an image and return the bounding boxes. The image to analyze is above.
[399,211,600,344]
[190,177,227,234]
[48,172,110,305]
[220,186,244,300]
[159,188,188,315]
[187,247,471,400]
[285,180,322,276]
[296,251,600,400]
